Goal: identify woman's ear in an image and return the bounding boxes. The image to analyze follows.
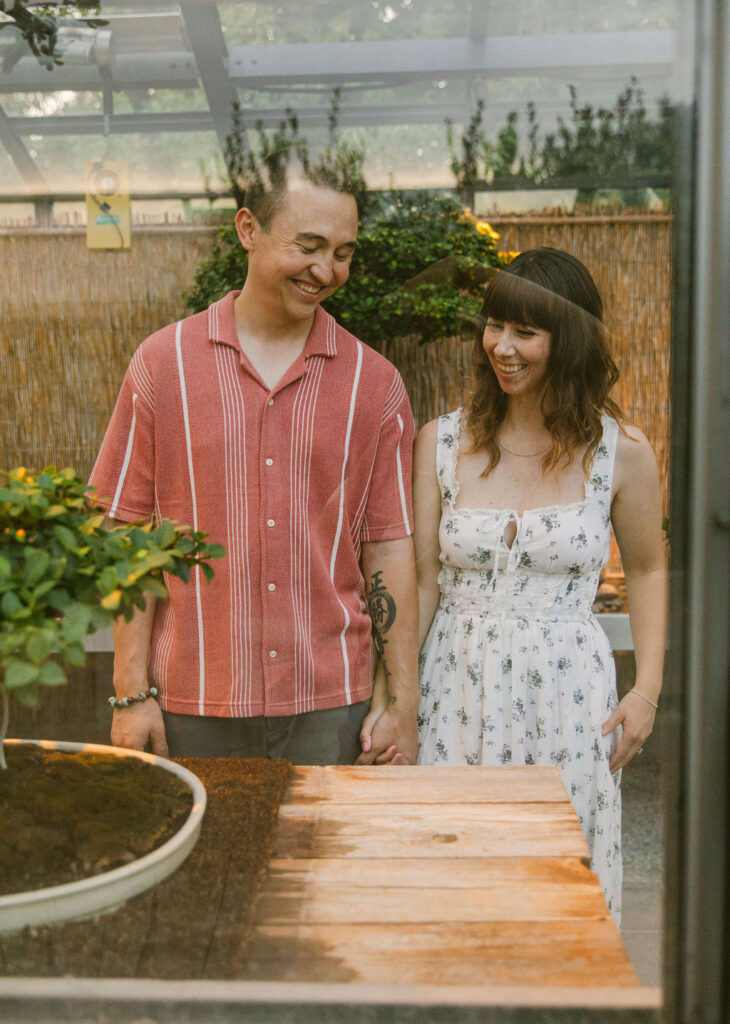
[234,207,257,251]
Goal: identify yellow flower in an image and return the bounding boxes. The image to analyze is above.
[475,221,500,241]
[100,589,122,610]
[15,528,26,541]
[498,250,521,264]
[15,467,26,481]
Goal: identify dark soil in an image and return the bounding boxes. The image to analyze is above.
[0,745,192,895]
[0,756,291,979]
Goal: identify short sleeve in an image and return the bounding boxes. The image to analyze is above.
[359,371,416,542]
[88,347,156,522]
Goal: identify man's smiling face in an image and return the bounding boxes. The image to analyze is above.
[235,180,358,328]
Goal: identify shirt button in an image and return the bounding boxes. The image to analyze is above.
[268,398,274,406]
[269,650,277,659]
[268,582,276,591]
[267,518,275,527]
[265,458,273,466]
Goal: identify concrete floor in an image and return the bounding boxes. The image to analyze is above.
[620,760,663,987]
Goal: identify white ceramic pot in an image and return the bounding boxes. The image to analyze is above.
[0,739,206,934]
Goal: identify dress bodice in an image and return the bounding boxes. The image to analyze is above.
[435,408,618,621]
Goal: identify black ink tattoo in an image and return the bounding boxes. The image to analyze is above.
[368,569,397,689]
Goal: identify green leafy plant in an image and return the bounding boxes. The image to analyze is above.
[185,192,507,345]
[0,466,225,769]
[447,79,673,207]
[223,87,371,218]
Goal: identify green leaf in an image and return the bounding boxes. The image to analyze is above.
[200,562,215,583]
[23,548,51,586]
[62,604,92,643]
[98,566,119,594]
[47,588,71,612]
[89,605,112,631]
[32,579,59,601]
[53,524,78,551]
[13,683,39,708]
[139,551,173,571]
[141,578,169,599]
[205,544,226,559]
[4,659,39,689]
[37,661,67,687]
[152,522,177,548]
[1,591,23,618]
[64,642,87,667]
[174,562,190,584]
[26,632,52,664]
[0,555,11,576]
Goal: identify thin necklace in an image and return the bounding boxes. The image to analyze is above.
[499,441,552,458]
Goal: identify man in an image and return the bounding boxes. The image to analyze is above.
[89,170,419,766]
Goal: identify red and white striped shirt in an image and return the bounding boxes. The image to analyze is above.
[89,291,415,717]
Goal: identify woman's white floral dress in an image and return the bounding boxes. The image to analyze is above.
[417,408,622,920]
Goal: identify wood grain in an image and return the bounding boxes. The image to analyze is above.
[242,765,639,992]
[287,764,570,804]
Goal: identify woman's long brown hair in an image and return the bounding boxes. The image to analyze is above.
[466,247,624,477]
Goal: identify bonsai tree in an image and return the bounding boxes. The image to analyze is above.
[0,466,224,769]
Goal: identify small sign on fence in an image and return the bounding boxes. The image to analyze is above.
[86,162,131,250]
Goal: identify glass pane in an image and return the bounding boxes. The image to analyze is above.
[0,0,687,1014]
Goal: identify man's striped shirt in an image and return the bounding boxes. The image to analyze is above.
[89,291,415,717]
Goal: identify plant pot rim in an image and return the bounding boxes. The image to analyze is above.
[0,738,206,933]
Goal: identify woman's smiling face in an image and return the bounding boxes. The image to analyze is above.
[482,318,552,399]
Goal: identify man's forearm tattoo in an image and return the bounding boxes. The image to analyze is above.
[368,569,397,698]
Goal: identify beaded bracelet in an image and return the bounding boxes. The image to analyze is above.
[108,687,158,710]
[629,687,659,710]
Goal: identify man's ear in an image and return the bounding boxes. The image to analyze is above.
[235,207,258,251]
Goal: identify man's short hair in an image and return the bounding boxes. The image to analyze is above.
[245,163,360,231]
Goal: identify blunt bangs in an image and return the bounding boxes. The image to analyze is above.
[479,269,564,334]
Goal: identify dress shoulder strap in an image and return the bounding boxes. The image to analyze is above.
[587,414,620,507]
[435,408,462,508]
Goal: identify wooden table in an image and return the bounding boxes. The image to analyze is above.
[242,765,639,989]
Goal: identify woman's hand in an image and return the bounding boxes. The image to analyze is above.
[602,687,657,772]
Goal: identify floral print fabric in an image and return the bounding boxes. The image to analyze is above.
[417,408,622,920]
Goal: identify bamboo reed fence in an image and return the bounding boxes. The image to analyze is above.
[1,216,671,588]
[375,214,672,583]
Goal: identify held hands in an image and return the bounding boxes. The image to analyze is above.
[602,686,658,772]
[357,702,418,765]
[110,699,168,757]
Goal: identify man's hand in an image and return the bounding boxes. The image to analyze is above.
[356,704,418,765]
[111,700,168,757]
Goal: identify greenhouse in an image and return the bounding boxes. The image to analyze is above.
[0,2,727,1023]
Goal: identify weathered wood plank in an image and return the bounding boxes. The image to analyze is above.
[273,803,590,862]
[263,856,596,890]
[242,921,640,988]
[286,765,570,805]
[253,882,609,925]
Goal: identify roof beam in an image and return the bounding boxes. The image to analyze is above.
[3,103,483,135]
[226,32,676,85]
[0,104,46,189]
[177,1,238,152]
[470,0,489,38]
[0,31,675,93]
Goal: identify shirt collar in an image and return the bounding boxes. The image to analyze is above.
[207,291,338,359]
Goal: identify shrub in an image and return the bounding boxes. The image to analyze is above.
[185,192,507,345]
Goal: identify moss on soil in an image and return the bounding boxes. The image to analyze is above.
[0,745,192,895]
[0,755,291,979]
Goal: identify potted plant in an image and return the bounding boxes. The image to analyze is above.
[0,465,224,932]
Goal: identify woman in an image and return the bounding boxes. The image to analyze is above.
[413,248,666,920]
